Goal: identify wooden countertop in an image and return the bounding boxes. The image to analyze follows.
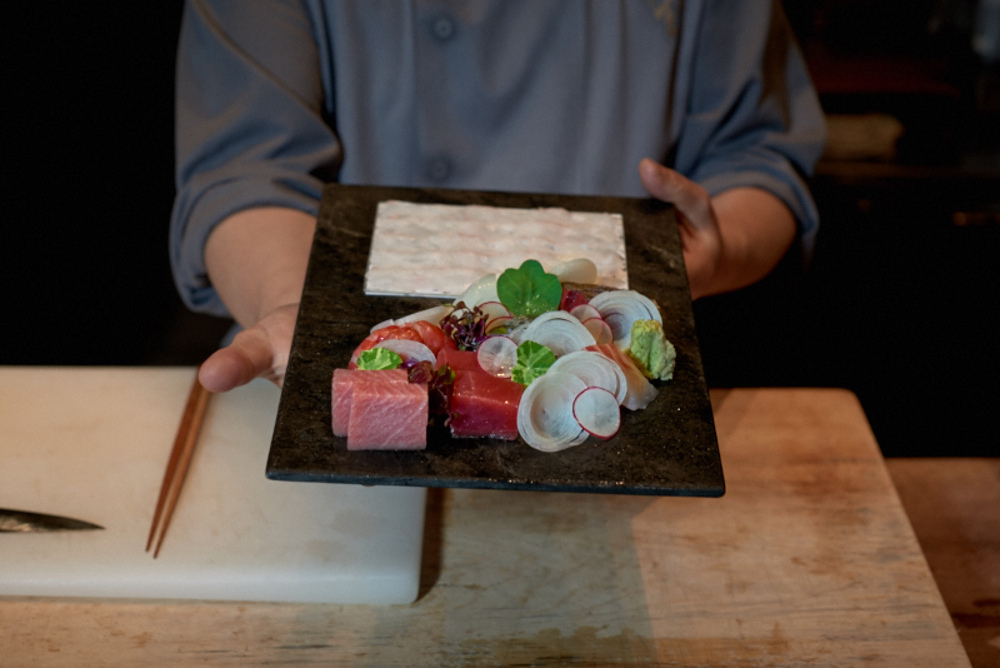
[0,379,970,667]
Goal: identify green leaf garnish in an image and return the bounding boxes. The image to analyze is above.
[496,259,562,318]
[357,347,403,370]
[511,340,556,386]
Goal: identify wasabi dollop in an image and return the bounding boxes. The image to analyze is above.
[626,319,676,381]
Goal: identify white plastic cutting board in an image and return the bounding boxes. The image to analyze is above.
[0,367,425,604]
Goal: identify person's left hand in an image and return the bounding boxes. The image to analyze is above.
[638,158,723,300]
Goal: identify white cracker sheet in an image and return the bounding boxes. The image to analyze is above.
[364,200,628,298]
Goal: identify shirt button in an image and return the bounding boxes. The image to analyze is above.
[426,157,452,182]
[430,15,456,42]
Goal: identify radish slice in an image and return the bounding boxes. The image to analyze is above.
[569,304,601,322]
[455,272,498,307]
[517,372,589,452]
[551,258,599,284]
[476,335,518,378]
[587,290,662,348]
[549,350,627,405]
[573,386,621,439]
[581,316,614,345]
[477,300,513,332]
[521,311,596,357]
[372,339,436,365]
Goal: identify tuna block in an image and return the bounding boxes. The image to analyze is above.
[435,348,481,372]
[348,381,429,450]
[450,369,523,440]
[332,368,408,437]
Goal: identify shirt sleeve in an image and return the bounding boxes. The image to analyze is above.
[672,0,827,266]
[169,0,341,316]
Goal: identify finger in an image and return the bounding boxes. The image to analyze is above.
[198,328,274,393]
[638,158,713,231]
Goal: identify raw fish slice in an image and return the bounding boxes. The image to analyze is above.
[347,382,428,450]
[332,368,409,436]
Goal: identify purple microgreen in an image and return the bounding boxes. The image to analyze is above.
[440,301,490,350]
[407,361,455,416]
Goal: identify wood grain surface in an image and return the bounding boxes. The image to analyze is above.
[0,384,971,667]
[887,457,1000,668]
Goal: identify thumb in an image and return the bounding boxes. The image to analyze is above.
[198,328,274,393]
[638,158,713,231]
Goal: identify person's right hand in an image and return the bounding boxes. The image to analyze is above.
[198,302,300,392]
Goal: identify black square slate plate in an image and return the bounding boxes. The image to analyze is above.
[267,184,724,496]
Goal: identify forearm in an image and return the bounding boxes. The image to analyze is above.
[204,207,317,327]
[700,187,797,298]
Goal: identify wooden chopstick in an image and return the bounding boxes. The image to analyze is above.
[146,374,211,558]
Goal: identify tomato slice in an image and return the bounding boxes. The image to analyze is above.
[348,322,455,368]
[405,320,457,355]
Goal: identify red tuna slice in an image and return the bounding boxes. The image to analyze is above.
[332,368,408,437]
[585,344,658,411]
[435,348,482,372]
[347,381,429,450]
[449,369,524,440]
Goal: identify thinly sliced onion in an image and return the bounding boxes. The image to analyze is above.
[581,316,614,345]
[476,335,517,378]
[551,258,598,284]
[521,311,596,357]
[370,304,453,333]
[372,339,436,365]
[587,344,658,410]
[569,304,601,322]
[548,350,627,404]
[587,290,662,348]
[393,304,453,328]
[504,321,529,345]
[516,372,589,452]
[573,387,621,439]
[455,272,498,307]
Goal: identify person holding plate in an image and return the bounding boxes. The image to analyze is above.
[170,0,826,392]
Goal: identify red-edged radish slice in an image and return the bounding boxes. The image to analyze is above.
[477,300,513,332]
[572,386,621,439]
[551,258,598,284]
[372,339,436,365]
[476,335,518,378]
[587,290,662,348]
[569,304,601,322]
[521,311,596,357]
[581,316,614,345]
[516,372,589,452]
[548,349,627,405]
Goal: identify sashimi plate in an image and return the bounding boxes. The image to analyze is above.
[267,185,723,497]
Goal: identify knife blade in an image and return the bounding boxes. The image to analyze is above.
[0,508,104,532]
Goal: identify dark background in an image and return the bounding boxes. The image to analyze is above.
[3,1,997,456]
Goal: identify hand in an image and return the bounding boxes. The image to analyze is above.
[638,158,723,300]
[196,206,316,393]
[198,302,300,393]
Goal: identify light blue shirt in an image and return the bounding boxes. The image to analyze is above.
[171,0,826,316]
